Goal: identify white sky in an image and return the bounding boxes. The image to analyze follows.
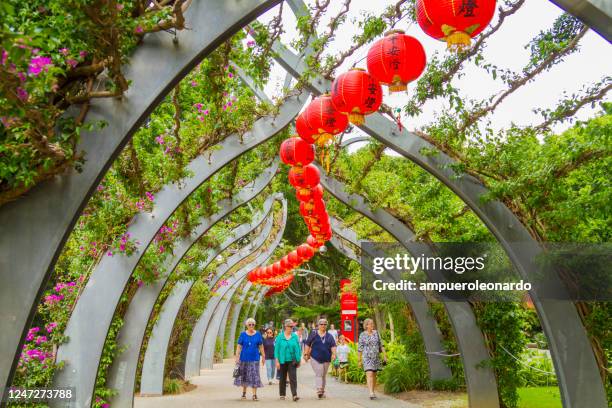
[256,0,611,149]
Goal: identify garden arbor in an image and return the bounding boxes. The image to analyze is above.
[0,1,610,408]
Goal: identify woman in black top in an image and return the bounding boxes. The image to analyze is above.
[263,328,276,384]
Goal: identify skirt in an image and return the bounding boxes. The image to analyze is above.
[233,361,263,388]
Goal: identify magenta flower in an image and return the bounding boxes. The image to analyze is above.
[79,50,88,59]
[203,109,210,115]
[247,40,256,48]
[79,246,85,251]
[158,245,165,254]
[59,48,69,56]
[35,336,47,345]
[107,251,113,256]
[46,322,58,333]
[17,72,26,82]
[155,135,165,145]
[137,280,144,287]
[191,80,197,87]
[136,199,145,210]
[228,72,234,78]
[119,243,126,251]
[135,26,144,34]
[16,87,28,102]
[1,50,7,65]
[28,56,53,76]
[198,116,205,122]
[145,191,154,202]
[67,59,78,68]
[116,3,124,10]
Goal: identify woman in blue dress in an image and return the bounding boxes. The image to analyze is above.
[234,317,265,400]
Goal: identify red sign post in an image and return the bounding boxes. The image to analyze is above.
[339,279,358,342]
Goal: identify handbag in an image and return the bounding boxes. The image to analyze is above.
[232,363,241,378]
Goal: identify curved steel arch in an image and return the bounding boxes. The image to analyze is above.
[51,86,306,404]
[216,281,252,360]
[200,271,255,370]
[51,163,283,408]
[328,220,452,382]
[140,198,280,392]
[0,0,281,390]
[105,167,278,407]
[186,199,288,377]
[320,172,499,408]
[225,283,254,358]
[271,40,606,408]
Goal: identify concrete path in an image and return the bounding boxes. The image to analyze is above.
[135,359,420,408]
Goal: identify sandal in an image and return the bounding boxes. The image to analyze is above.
[369,394,377,400]
[293,395,300,402]
[253,395,258,401]
[280,396,286,400]
[241,392,246,400]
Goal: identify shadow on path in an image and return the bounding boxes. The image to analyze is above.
[135,359,421,407]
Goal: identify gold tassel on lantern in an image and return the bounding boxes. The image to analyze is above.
[348,107,365,126]
[389,74,407,93]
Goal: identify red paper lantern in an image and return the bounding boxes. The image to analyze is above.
[288,250,301,266]
[295,184,324,202]
[307,235,323,248]
[415,0,496,51]
[280,256,291,270]
[296,94,349,146]
[297,244,315,260]
[247,268,258,282]
[331,68,382,126]
[279,137,315,167]
[272,261,283,276]
[367,30,426,93]
[288,164,320,191]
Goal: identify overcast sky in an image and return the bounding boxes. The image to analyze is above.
[255,0,611,147]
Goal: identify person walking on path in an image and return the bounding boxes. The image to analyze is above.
[335,334,350,383]
[234,318,264,400]
[304,318,336,399]
[299,322,309,352]
[275,318,302,401]
[263,328,276,385]
[358,318,388,400]
[328,323,338,342]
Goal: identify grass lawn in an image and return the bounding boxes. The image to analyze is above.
[518,387,562,408]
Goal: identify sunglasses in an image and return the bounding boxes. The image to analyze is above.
[247,323,255,326]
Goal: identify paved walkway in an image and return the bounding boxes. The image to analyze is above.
[135,359,420,408]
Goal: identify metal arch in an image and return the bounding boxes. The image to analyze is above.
[328,221,453,382]
[50,165,282,407]
[105,167,278,407]
[0,0,281,391]
[52,86,306,402]
[200,273,254,369]
[320,172,499,408]
[550,0,611,42]
[139,197,281,394]
[271,38,606,408]
[217,281,253,360]
[226,286,258,358]
[231,62,272,104]
[250,289,267,322]
[186,198,288,377]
